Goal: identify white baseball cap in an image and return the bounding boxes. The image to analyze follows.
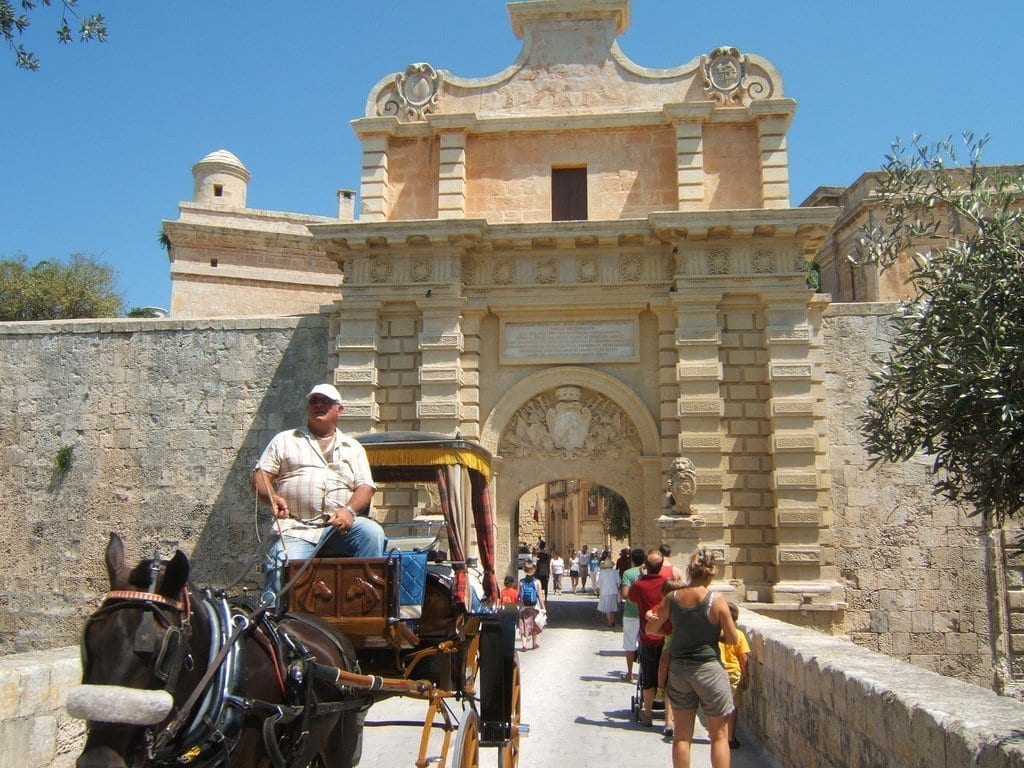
[307,383,342,404]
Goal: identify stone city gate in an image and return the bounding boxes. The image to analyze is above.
[480,366,661,554]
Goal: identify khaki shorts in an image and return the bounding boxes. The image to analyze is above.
[665,658,734,718]
[727,668,745,708]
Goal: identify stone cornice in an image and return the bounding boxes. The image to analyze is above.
[309,209,838,256]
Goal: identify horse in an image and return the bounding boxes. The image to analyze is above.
[71,533,369,768]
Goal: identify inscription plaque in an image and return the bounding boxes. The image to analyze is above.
[502,319,637,363]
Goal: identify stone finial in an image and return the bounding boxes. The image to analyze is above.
[191,149,251,208]
[665,456,697,515]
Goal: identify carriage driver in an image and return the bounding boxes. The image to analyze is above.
[253,383,386,605]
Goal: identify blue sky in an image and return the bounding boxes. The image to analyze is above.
[2,1,1022,313]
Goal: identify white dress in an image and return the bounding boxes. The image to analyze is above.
[596,567,621,612]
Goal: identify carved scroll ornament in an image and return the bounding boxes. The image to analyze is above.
[378,63,442,121]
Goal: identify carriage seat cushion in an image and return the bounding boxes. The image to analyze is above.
[390,548,429,619]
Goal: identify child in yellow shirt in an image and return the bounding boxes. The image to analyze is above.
[718,601,750,749]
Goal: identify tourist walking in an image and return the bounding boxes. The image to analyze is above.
[518,561,545,650]
[587,550,601,594]
[646,549,739,768]
[550,550,565,594]
[596,557,621,626]
[627,548,669,727]
[576,546,590,593]
[619,547,645,682]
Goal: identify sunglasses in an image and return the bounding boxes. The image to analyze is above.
[308,397,339,408]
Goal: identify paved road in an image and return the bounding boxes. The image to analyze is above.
[359,589,776,767]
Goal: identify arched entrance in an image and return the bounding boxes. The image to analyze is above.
[480,367,661,570]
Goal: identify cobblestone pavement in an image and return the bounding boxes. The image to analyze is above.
[359,588,776,767]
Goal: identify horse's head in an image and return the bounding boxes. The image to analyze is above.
[70,533,192,768]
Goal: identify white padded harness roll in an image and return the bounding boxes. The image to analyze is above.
[66,684,174,725]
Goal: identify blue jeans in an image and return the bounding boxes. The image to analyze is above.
[262,517,386,603]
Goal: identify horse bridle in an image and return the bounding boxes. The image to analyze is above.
[84,587,194,695]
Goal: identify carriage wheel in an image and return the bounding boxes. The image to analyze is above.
[497,662,521,768]
[452,709,480,768]
[462,633,481,697]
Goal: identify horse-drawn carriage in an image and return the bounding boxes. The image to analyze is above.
[68,433,523,768]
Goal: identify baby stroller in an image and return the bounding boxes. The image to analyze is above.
[630,675,666,723]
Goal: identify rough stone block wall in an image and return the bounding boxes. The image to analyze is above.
[823,302,995,687]
[0,316,332,654]
[741,609,1024,768]
[0,647,82,768]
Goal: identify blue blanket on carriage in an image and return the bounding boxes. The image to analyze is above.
[389,549,429,618]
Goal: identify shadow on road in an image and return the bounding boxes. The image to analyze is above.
[543,592,622,630]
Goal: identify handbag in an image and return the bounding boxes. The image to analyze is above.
[534,608,547,631]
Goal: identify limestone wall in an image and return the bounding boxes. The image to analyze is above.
[0,316,332,654]
[823,302,997,688]
[741,609,1024,767]
[0,648,82,768]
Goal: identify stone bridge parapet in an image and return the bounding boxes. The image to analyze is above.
[742,610,1024,767]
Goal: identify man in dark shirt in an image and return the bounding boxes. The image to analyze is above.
[534,544,552,600]
[627,548,668,727]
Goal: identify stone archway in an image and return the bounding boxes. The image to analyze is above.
[480,367,662,565]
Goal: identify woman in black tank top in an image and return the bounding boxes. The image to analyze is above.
[645,550,739,768]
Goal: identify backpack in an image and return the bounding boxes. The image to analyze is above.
[519,577,538,606]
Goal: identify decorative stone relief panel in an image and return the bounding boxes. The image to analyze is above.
[753,249,776,273]
[493,258,514,285]
[707,249,730,275]
[620,254,643,282]
[461,256,477,285]
[577,256,600,283]
[370,256,393,283]
[700,46,775,105]
[500,385,642,459]
[377,63,442,122]
[665,456,697,516]
[410,257,433,283]
[535,257,558,284]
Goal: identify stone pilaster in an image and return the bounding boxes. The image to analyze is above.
[676,120,705,212]
[764,294,842,605]
[331,300,381,432]
[757,115,790,209]
[459,308,483,441]
[359,134,390,222]
[437,132,467,219]
[672,290,726,513]
[416,301,465,436]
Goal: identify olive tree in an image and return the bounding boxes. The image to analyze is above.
[0,254,123,319]
[2,0,106,70]
[857,133,1024,527]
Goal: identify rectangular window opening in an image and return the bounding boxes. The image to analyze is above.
[213,184,224,197]
[210,258,219,267]
[552,167,587,221]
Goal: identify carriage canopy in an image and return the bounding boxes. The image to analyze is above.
[357,432,500,608]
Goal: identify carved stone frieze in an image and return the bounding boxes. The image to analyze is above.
[493,258,514,285]
[500,385,641,459]
[378,63,442,122]
[370,257,393,283]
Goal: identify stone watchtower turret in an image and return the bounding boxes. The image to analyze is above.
[191,149,250,208]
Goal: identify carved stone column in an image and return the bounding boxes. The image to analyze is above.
[764,292,843,606]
